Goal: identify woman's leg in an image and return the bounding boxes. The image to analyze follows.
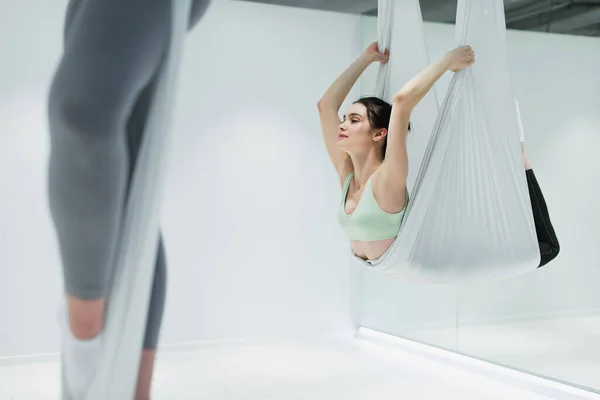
[516,101,560,268]
[135,237,167,399]
[122,74,169,399]
[48,0,172,397]
[49,0,212,397]
[123,1,213,394]
[524,162,560,268]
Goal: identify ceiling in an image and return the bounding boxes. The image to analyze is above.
[239,0,600,37]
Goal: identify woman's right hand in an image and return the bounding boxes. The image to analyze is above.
[445,46,475,72]
[364,41,389,64]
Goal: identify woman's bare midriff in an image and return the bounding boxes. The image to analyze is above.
[350,236,396,261]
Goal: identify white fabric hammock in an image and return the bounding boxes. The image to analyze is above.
[61,1,192,398]
[368,0,540,284]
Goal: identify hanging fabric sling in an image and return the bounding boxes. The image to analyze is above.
[370,0,441,193]
[369,0,541,284]
[61,1,192,398]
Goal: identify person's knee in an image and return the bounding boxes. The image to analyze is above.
[67,296,105,340]
[48,76,123,142]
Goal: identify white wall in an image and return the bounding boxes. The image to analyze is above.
[358,15,600,338]
[0,0,362,357]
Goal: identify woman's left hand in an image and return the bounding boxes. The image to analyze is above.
[364,42,390,64]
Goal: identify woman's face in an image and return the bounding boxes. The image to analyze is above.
[336,103,375,152]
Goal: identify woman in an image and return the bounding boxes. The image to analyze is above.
[317,42,559,268]
[47,0,211,398]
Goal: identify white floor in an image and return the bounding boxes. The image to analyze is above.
[0,338,572,399]
[409,314,600,391]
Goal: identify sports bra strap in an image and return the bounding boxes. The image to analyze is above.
[341,171,354,203]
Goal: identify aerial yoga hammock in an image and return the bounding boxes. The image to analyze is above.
[356,0,559,284]
[48,0,200,398]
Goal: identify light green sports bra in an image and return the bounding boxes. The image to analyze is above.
[338,171,409,242]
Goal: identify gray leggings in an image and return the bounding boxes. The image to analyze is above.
[47,0,210,349]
